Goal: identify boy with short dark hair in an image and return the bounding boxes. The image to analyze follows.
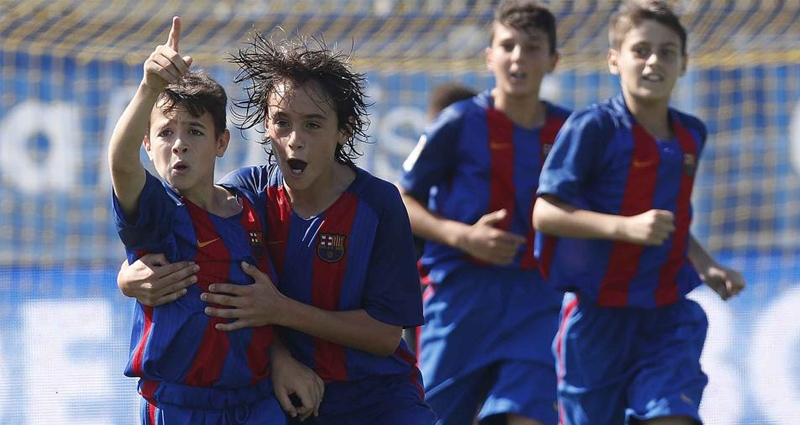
[398,1,570,424]
[533,1,746,424]
[108,17,287,424]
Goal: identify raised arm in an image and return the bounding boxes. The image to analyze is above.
[108,16,192,217]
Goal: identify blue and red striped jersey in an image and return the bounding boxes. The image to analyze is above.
[536,94,705,308]
[398,90,571,284]
[220,165,424,383]
[113,172,276,403]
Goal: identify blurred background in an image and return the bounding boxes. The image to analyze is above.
[1,0,798,423]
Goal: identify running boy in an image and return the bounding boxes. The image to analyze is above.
[195,32,437,425]
[533,1,745,424]
[108,17,286,424]
[398,1,570,424]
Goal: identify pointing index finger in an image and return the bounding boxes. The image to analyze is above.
[167,16,180,53]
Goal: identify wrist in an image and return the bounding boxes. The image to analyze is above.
[445,220,469,251]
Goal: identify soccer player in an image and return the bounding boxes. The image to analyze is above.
[108,17,290,424]
[397,1,570,424]
[532,1,746,424]
[403,81,479,354]
[122,31,437,425]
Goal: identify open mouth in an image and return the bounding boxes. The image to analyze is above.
[642,74,664,82]
[172,163,189,173]
[286,158,308,175]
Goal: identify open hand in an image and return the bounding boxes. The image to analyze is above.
[459,209,527,265]
[118,253,198,306]
[201,262,287,331]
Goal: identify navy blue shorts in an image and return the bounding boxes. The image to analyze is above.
[419,266,562,425]
[140,395,286,425]
[554,294,708,425]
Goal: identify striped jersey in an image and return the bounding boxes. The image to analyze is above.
[537,94,705,308]
[399,90,571,284]
[113,171,276,406]
[220,165,424,383]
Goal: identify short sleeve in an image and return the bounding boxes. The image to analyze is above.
[361,186,424,328]
[218,165,268,194]
[537,108,611,205]
[398,105,465,201]
[112,171,176,261]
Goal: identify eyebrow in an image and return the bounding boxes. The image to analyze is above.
[184,120,209,130]
[273,111,329,121]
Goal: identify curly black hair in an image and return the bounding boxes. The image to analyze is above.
[230,31,370,167]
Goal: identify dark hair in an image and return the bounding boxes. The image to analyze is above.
[428,82,477,119]
[491,0,558,55]
[609,0,687,55]
[230,31,370,167]
[156,70,228,138]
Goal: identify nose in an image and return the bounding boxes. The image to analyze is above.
[511,45,523,61]
[172,137,188,154]
[646,52,659,66]
[286,130,303,150]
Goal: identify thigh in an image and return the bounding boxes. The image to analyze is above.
[419,272,503,390]
[554,297,633,425]
[318,394,437,425]
[479,359,558,425]
[141,399,216,425]
[425,367,496,425]
[239,396,287,425]
[628,299,708,424]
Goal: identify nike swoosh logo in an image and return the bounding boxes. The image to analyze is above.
[490,142,512,150]
[197,238,220,248]
[632,159,656,168]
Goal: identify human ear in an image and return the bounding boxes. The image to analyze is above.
[607,49,620,75]
[547,51,560,73]
[143,135,154,160]
[216,129,231,157]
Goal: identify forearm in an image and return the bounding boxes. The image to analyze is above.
[533,195,624,240]
[108,82,159,208]
[276,297,402,356]
[687,234,718,277]
[400,190,469,249]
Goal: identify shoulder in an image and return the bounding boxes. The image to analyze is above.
[219,163,284,192]
[144,170,182,205]
[434,91,487,125]
[545,101,573,121]
[563,99,621,135]
[671,108,707,138]
[350,168,404,212]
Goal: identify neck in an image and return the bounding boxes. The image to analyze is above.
[623,92,673,139]
[491,89,545,128]
[182,184,241,217]
[285,162,355,219]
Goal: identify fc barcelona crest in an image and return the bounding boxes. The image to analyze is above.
[249,230,264,259]
[683,153,697,176]
[317,233,347,263]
